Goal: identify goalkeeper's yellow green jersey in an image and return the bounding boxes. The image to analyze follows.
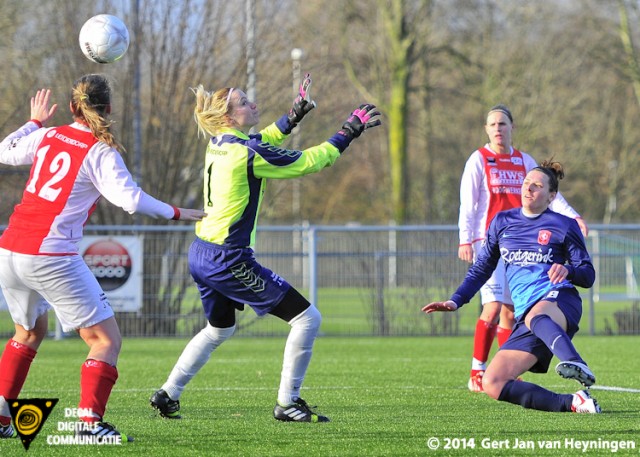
[195,115,342,248]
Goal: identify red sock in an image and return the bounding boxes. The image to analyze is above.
[497,326,512,347]
[78,359,118,422]
[0,340,37,426]
[472,319,497,363]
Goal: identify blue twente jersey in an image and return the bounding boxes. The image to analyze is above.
[451,208,595,318]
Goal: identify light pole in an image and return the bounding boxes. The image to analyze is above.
[291,48,308,288]
[245,0,256,134]
[132,0,141,225]
[291,48,303,221]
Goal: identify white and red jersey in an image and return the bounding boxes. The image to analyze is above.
[0,121,175,255]
[458,145,579,246]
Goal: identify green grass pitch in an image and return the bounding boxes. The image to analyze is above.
[1,335,639,456]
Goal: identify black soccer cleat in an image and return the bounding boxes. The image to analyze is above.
[273,398,329,423]
[150,389,182,419]
[0,423,17,439]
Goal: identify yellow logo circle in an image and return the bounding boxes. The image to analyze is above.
[14,404,43,436]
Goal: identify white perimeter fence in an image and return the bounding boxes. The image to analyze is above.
[1,224,639,337]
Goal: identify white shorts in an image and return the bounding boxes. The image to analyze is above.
[473,240,513,306]
[0,248,114,332]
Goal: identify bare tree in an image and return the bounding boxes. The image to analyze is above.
[4,0,640,229]
[339,0,430,223]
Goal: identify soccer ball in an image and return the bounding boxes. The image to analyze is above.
[79,14,130,64]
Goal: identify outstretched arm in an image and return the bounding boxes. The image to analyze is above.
[327,103,382,152]
[170,206,208,221]
[277,73,317,135]
[421,300,459,314]
[287,73,316,126]
[0,89,58,166]
[30,89,58,126]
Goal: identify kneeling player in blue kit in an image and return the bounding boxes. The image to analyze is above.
[423,160,600,413]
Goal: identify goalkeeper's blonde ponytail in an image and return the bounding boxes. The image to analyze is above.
[191,85,233,138]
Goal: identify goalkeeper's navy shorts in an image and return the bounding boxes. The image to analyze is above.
[499,288,583,373]
[188,236,291,320]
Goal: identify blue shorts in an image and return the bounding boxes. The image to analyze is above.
[188,237,291,320]
[500,288,582,373]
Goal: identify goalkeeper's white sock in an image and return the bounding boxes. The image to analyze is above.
[277,305,322,406]
[162,324,235,400]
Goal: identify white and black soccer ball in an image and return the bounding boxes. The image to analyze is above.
[79,14,130,64]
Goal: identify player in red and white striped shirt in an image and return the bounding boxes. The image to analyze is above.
[0,75,206,441]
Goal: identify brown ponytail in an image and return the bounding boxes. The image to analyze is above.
[70,74,125,152]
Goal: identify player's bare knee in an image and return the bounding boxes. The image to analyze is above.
[479,302,501,322]
[109,335,122,354]
[98,336,121,357]
[81,330,121,356]
[500,306,515,322]
[14,327,46,349]
[481,375,504,400]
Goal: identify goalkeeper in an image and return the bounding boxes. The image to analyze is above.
[150,74,381,423]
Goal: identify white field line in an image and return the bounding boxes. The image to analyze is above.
[589,385,640,393]
[22,383,640,394]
